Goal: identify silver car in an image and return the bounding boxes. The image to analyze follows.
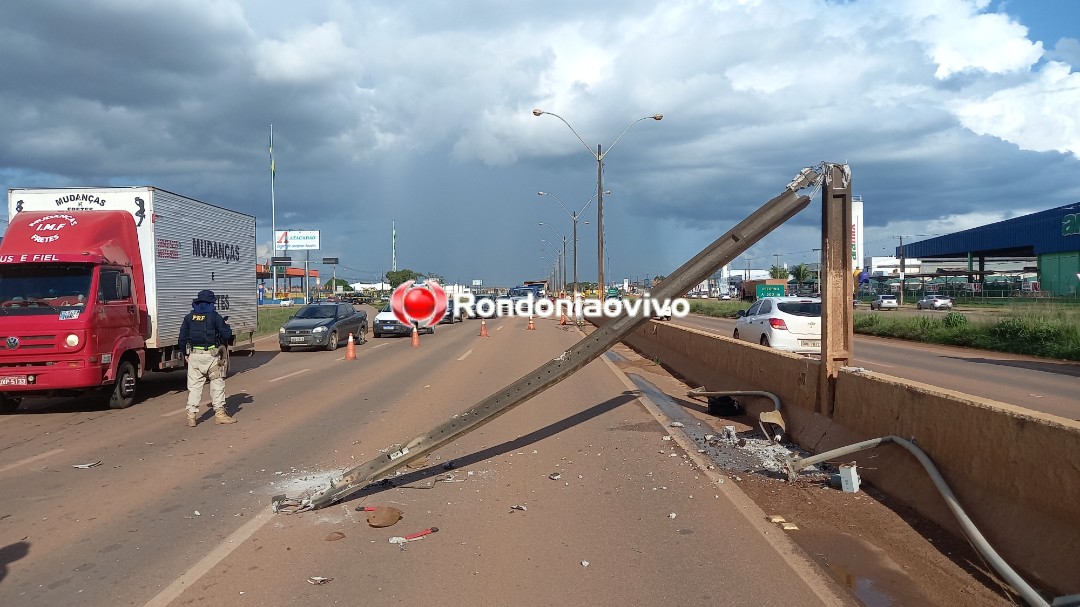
[916,294,954,310]
[869,294,899,310]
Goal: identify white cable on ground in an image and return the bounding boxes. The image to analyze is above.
[785,435,1052,607]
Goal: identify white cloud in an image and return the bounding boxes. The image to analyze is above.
[254,22,356,84]
[953,61,1080,156]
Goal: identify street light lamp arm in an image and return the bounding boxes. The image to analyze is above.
[538,191,574,219]
[602,115,664,159]
[533,109,596,159]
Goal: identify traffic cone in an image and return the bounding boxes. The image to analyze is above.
[479,319,489,337]
[527,316,536,330]
[411,325,421,347]
[345,333,356,360]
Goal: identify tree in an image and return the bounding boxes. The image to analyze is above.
[385,269,423,288]
[769,265,790,279]
[323,278,353,292]
[424,272,447,284]
[789,263,814,285]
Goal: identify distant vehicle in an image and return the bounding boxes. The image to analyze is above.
[733,296,821,354]
[279,302,367,352]
[719,293,732,301]
[507,286,540,301]
[916,294,954,310]
[470,293,498,319]
[644,292,671,320]
[438,294,463,324]
[870,294,899,310]
[605,287,622,300]
[739,278,788,301]
[373,304,434,338]
[280,299,295,307]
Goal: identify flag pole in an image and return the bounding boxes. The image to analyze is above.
[270,124,277,300]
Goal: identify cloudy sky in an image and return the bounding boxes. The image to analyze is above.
[1,0,1077,287]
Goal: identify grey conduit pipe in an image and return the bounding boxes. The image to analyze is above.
[785,436,1051,607]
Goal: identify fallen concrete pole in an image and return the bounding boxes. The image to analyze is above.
[275,167,821,512]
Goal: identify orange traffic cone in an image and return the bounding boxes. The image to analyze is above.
[479,319,489,337]
[345,333,356,359]
[411,325,421,347]
[527,316,536,330]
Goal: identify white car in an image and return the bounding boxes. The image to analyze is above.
[916,295,954,310]
[870,295,899,310]
[733,296,821,354]
[279,299,294,307]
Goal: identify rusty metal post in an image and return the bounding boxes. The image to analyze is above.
[818,164,853,417]
[279,168,820,512]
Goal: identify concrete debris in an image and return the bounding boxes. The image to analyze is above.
[766,515,787,524]
[721,426,738,440]
[72,461,102,469]
[781,522,800,531]
[668,513,677,519]
[669,421,685,428]
[510,504,527,512]
[549,472,561,480]
[581,560,590,567]
[662,435,672,441]
[307,577,333,585]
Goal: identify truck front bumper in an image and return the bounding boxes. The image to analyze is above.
[0,358,106,395]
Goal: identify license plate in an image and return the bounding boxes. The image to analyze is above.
[0,376,28,386]
[290,336,306,343]
[801,340,821,348]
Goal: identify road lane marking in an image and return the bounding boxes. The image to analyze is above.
[369,343,389,349]
[269,369,311,383]
[457,348,473,361]
[141,503,276,607]
[0,448,65,475]
[162,408,189,417]
[495,325,504,331]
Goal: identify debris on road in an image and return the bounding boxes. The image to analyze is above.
[307,576,333,585]
[668,512,677,519]
[581,560,590,568]
[356,506,403,528]
[194,510,201,516]
[509,504,527,513]
[548,472,561,480]
[389,527,439,548]
[72,461,102,469]
[324,532,346,541]
[669,421,685,428]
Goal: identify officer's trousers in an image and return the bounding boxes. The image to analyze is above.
[186,349,226,415]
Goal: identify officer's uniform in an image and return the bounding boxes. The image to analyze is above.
[178,289,235,427]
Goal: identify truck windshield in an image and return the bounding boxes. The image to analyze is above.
[0,264,94,315]
[508,287,535,298]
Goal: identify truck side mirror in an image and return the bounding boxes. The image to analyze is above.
[118,274,132,299]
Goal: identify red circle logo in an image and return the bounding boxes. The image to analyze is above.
[390,280,447,328]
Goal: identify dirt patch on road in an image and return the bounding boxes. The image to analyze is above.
[605,341,1022,607]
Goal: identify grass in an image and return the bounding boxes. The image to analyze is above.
[695,297,1080,360]
[256,306,298,337]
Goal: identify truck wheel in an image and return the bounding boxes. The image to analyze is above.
[326,331,339,351]
[0,395,21,413]
[107,361,138,409]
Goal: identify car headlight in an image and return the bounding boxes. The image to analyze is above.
[65,334,80,347]
[279,327,286,334]
[313,326,327,333]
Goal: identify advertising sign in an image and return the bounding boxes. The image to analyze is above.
[275,230,320,250]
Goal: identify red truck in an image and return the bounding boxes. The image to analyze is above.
[0,187,256,412]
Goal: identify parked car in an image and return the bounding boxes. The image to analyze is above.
[733,296,821,354]
[372,304,434,338]
[438,294,464,324]
[279,299,294,307]
[869,294,899,310]
[916,294,954,310]
[279,302,367,352]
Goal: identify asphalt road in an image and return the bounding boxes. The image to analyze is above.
[0,313,853,607]
[672,312,1080,421]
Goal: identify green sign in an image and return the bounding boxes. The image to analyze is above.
[756,284,785,298]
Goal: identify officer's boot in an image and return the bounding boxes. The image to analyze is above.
[214,409,237,424]
[186,412,198,428]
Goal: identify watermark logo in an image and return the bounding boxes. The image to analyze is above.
[455,292,689,320]
[390,280,448,328]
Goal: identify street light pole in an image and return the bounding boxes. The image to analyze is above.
[538,190,606,295]
[533,109,663,294]
[539,224,569,293]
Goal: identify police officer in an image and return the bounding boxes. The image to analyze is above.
[178,289,236,427]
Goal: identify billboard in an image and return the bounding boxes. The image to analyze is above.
[275,230,320,251]
[851,197,864,269]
